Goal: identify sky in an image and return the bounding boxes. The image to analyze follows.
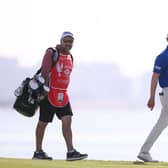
[0,0,168,77]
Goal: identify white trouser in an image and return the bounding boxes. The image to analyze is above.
[140,87,168,153]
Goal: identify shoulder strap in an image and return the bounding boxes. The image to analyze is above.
[35,47,59,75]
[48,47,59,67]
[70,54,73,63]
[47,47,73,66]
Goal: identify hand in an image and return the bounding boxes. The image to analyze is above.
[147,97,155,110]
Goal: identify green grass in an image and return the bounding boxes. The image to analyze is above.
[1,158,168,168]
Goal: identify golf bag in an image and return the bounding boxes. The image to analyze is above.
[13,47,59,117]
[13,73,49,117]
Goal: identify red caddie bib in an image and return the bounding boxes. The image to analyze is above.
[48,53,73,107]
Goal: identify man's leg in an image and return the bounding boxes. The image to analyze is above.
[35,121,48,151]
[32,121,52,160]
[137,108,168,162]
[139,89,168,154]
[61,115,88,161]
[61,115,73,151]
[139,107,168,154]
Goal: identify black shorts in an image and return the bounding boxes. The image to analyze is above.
[39,97,73,122]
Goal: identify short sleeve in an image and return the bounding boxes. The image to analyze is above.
[153,55,166,74]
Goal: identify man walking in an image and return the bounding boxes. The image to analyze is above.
[32,31,88,161]
[137,34,168,162]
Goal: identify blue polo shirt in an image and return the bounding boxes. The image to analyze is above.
[153,46,168,88]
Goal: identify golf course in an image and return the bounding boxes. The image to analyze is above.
[1,158,168,168]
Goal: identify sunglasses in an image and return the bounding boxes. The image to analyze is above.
[63,39,74,43]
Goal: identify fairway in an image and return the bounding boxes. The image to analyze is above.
[1,158,168,168]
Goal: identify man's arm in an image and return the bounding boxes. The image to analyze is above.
[41,49,53,86]
[147,72,160,110]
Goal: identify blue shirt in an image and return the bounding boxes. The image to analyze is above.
[153,46,168,88]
